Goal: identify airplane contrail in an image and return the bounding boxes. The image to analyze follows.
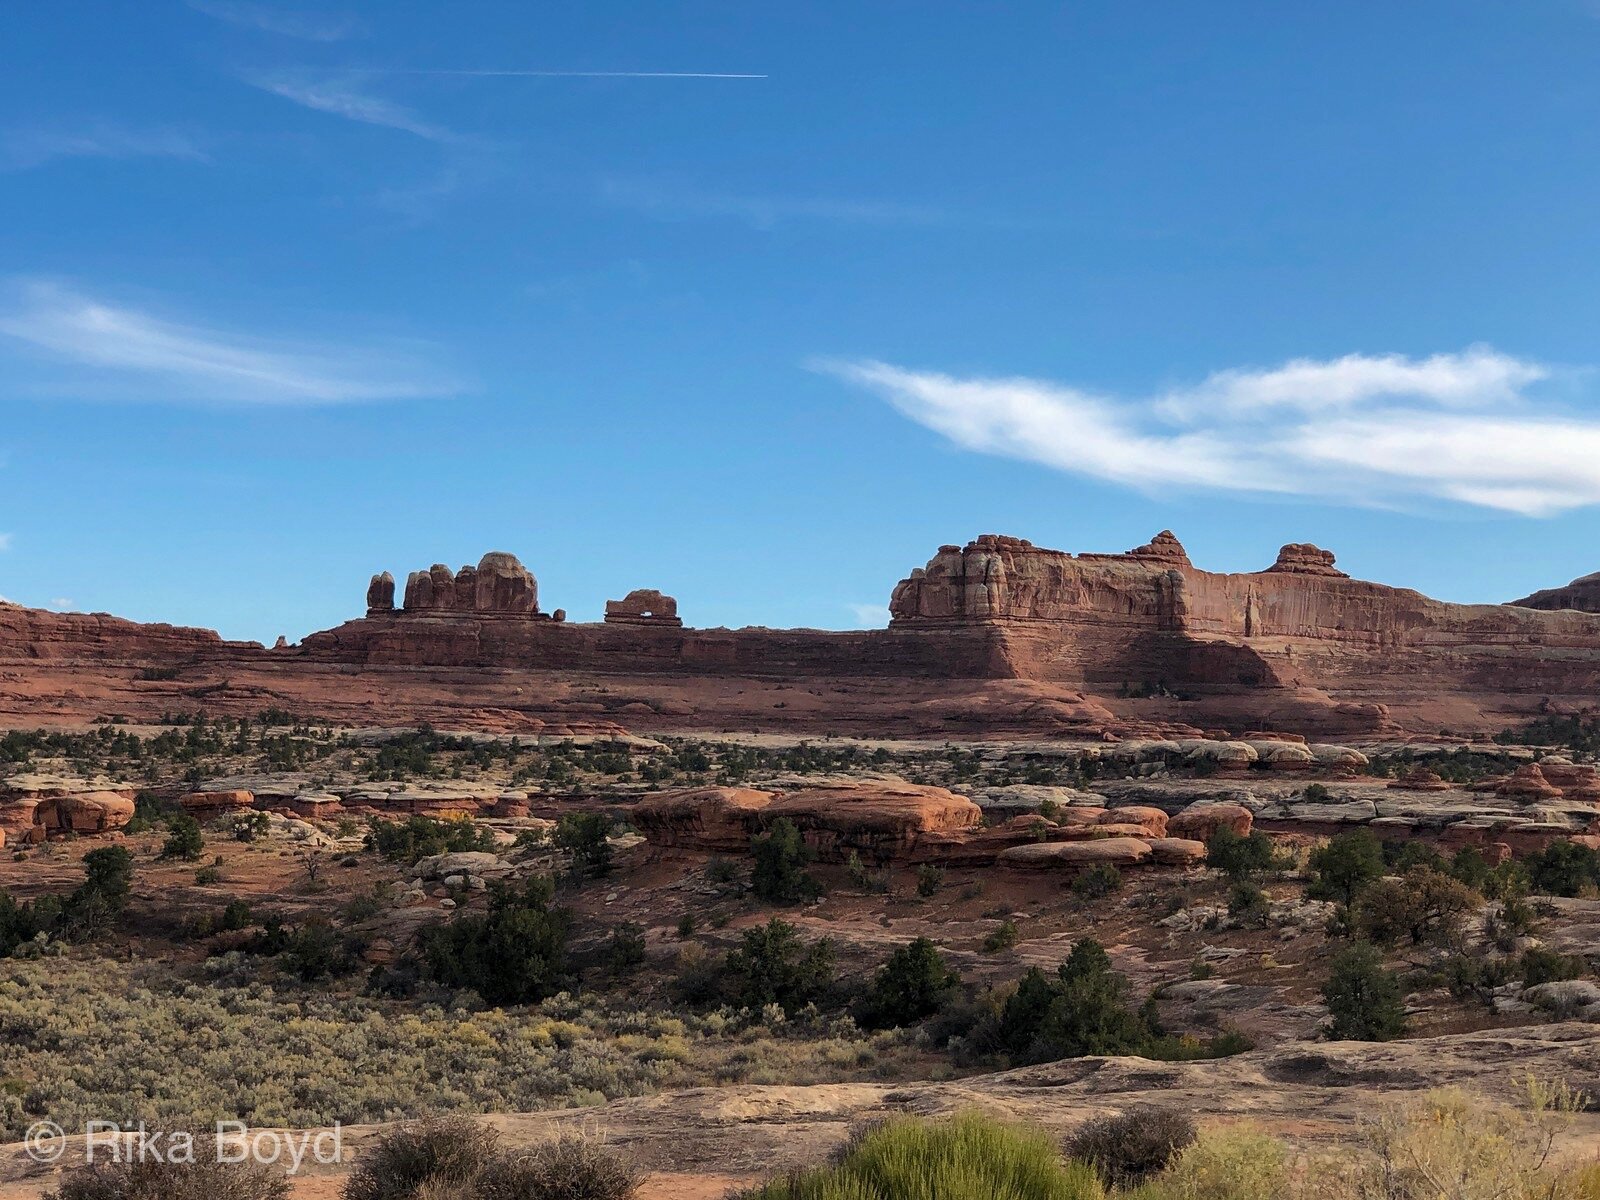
[380,69,767,79]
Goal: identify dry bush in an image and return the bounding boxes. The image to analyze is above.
[342,1122,634,1200]
[1305,1078,1589,1200]
[483,1136,638,1200]
[1065,1104,1196,1187]
[342,1117,502,1200]
[46,1156,287,1200]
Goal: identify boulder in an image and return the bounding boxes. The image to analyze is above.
[413,851,514,881]
[1310,744,1368,771]
[1099,806,1168,836]
[1389,767,1451,791]
[50,792,135,834]
[1146,837,1207,865]
[999,838,1154,869]
[765,781,982,863]
[1169,803,1253,841]
[181,789,256,820]
[631,787,775,852]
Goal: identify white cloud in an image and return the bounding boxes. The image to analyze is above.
[187,0,358,41]
[821,349,1600,517]
[49,598,73,610]
[2,124,207,172]
[845,602,889,628]
[0,533,11,550]
[244,70,452,140]
[0,279,460,405]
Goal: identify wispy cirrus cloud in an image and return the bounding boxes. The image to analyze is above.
[845,602,889,628]
[1,123,207,172]
[187,0,359,41]
[601,178,947,230]
[0,279,460,405]
[0,533,12,552]
[820,349,1600,517]
[243,69,454,140]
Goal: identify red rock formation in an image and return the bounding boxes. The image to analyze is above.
[0,777,137,837]
[1389,767,1451,792]
[999,838,1154,869]
[1097,806,1168,836]
[765,781,981,863]
[401,553,539,615]
[1168,803,1253,840]
[1495,763,1563,802]
[367,572,395,614]
[1510,571,1600,614]
[631,786,775,852]
[604,589,682,627]
[180,789,256,820]
[1125,530,1192,566]
[1265,544,1348,578]
[14,532,1600,742]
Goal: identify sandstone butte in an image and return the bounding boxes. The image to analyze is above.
[6,533,1600,739]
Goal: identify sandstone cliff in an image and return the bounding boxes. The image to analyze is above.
[5,532,1600,739]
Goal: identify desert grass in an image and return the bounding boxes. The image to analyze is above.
[0,952,920,1140]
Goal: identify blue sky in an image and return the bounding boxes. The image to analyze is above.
[4,2,1600,642]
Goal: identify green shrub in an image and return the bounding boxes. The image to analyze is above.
[195,865,222,886]
[1519,946,1585,987]
[1227,882,1270,927]
[604,922,646,976]
[283,918,351,981]
[738,1111,1103,1200]
[1350,867,1477,947]
[3,847,137,953]
[724,917,834,1014]
[983,920,1019,953]
[998,939,1154,1063]
[675,912,696,939]
[705,856,742,886]
[1306,830,1384,906]
[1525,840,1600,897]
[231,811,271,843]
[1071,864,1122,900]
[161,814,206,862]
[366,816,495,865]
[843,851,881,893]
[750,818,820,904]
[219,898,253,931]
[420,876,571,1006]
[916,864,945,898]
[858,937,960,1028]
[1204,828,1278,881]
[1323,941,1406,1041]
[46,1154,288,1200]
[555,813,614,877]
[1064,1104,1197,1187]
[1447,845,1493,892]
